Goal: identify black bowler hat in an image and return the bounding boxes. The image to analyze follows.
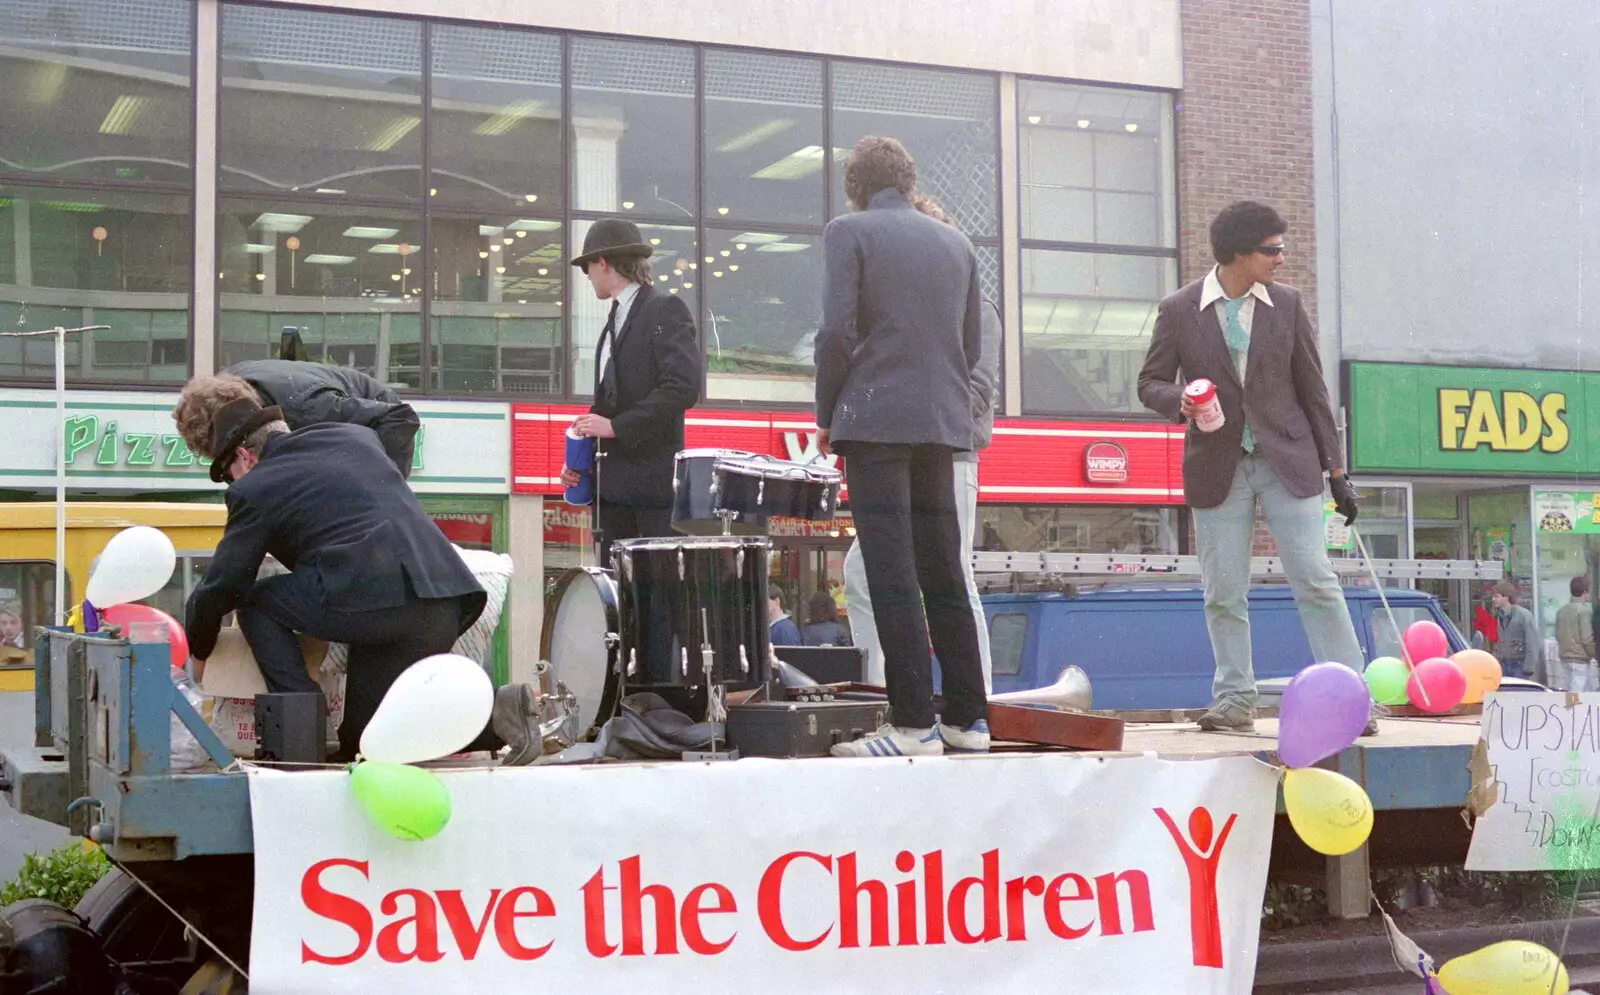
[569,218,653,270]
[208,398,284,484]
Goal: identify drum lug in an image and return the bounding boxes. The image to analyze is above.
[757,477,765,505]
[822,487,832,513]
[681,647,689,678]
[739,644,750,675]
[627,648,638,677]
[604,632,620,650]
[736,548,744,578]
[678,549,685,581]
[620,552,632,582]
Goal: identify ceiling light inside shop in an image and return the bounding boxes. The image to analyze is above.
[716,118,795,153]
[752,145,826,181]
[364,115,421,152]
[303,254,355,265]
[755,243,810,253]
[508,219,561,232]
[524,194,538,203]
[28,63,68,105]
[474,99,543,136]
[368,244,403,254]
[1027,115,1042,125]
[243,243,274,254]
[621,201,634,210]
[254,213,313,233]
[1077,119,1090,128]
[343,226,398,239]
[732,233,787,245]
[99,95,151,136]
[1125,123,1139,132]
[479,225,505,237]
[650,238,661,245]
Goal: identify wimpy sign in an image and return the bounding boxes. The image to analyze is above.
[248,755,1278,994]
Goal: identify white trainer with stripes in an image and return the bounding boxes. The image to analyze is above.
[829,724,945,758]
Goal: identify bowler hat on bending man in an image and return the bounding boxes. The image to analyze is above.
[569,218,653,271]
[208,397,284,484]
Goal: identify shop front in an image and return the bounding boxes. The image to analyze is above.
[0,388,514,678]
[514,404,1187,637]
[1346,361,1600,642]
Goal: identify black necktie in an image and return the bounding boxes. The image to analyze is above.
[595,299,620,400]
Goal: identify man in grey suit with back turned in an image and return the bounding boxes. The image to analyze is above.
[1138,200,1370,734]
[815,136,989,757]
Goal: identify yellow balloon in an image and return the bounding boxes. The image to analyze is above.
[1437,940,1568,995]
[1282,767,1373,856]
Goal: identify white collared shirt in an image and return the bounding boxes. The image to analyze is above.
[1199,266,1273,380]
[596,280,642,380]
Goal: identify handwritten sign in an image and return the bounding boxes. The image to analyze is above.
[1466,692,1600,870]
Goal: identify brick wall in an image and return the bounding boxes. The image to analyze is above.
[1177,0,1317,317]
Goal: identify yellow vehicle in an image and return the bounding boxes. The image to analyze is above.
[0,502,226,690]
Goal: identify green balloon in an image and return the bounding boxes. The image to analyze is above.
[1364,656,1410,705]
[350,761,452,841]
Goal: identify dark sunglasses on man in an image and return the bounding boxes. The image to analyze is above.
[1254,243,1286,257]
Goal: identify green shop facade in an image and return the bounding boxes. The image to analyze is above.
[1346,361,1600,645]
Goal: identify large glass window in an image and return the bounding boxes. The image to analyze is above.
[0,1,193,184]
[704,229,823,403]
[220,6,422,202]
[217,202,421,386]
[704,51,824,226]
[1019,81,1176,416]
[0,186,191,383]
[1020,250,1176,413]
[831,63,998,237]
[569,37,695,215]
[569,221,698,394]
[430,25,562,213]
[977,505,1182,556]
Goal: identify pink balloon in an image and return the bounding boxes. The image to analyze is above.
[99,603,188,671]
[1401,620,1449,665]
[1406,657,1466,713]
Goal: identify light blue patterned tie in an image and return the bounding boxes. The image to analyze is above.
[1222,297,1255,453]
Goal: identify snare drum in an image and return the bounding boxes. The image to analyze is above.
[540,567,622,738]
[611,535,771,690]
[672,449,842,535]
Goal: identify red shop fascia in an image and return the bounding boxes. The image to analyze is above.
[512,405,1185,507]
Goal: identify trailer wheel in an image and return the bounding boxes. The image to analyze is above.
[74,868,199,986]
[181,958,248,994]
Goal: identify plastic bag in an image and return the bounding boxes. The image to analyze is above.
[169,670,213,772]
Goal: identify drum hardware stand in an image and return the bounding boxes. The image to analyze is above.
[682,609,738,762]
[590,451,609,567]
[715,508,739,537]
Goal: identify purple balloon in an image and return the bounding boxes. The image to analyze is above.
[1277,662,1370,768]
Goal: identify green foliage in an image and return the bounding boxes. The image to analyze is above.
[0,842,112,910]
[1261,882,1325,930]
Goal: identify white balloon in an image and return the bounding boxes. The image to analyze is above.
[85,526,177,609]
[360,654,494,764]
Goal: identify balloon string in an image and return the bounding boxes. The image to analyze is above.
[1351,525,1434,710]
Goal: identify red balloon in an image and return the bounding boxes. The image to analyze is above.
[1406,657,1466,713]
[98,603,188,671]
[1401,620,1449,665]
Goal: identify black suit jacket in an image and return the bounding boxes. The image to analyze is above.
[590,284,701,506]
[227,360,420,478]
[814,188,983,449]
[184,423,485,660]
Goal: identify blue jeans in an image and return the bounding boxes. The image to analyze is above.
[1193,453,1364,708]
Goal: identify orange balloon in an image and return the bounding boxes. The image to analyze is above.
[1452,649,1502,704]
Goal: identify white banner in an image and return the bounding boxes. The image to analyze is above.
[248,755,1278,994]
[1468,692,1600,870]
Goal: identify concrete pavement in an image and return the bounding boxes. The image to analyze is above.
[0,691,68,883]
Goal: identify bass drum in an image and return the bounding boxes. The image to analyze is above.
[540,567,622,738]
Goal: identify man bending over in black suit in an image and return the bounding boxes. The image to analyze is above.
[183,395,545,764]
[558,218,701,566]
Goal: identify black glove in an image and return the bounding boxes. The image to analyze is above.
[1329,474,1359,526]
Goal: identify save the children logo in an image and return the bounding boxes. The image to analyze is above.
[293,806,1238,971]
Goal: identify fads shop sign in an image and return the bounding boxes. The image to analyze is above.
[248,755,1278,994]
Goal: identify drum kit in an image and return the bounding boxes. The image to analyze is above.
[541,449,843,739]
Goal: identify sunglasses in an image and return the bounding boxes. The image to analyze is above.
[1254,244,1286,257]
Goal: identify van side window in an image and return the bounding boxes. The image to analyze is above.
[1369,606,1444,659]
[990,613,1028,677]
[0,561,63,663]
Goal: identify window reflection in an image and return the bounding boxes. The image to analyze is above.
[569,221,698,395]
[831,63,997,236]
[1021,249,1176,414]
[0,0,192,184]
[217,202,421,387]
[704,51,824,225]
[704,229,822,403]
[430,25,562,212]
[431,215,564,394]
[0,186,191,383]
[220,5,422,201]
[570,37,694,215]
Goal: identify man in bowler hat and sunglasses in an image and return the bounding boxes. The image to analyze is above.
[560,219,701,565]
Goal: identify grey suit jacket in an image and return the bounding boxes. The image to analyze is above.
[1136,277,1342,509]
[955,298,1002,463]
[814,188,983,450]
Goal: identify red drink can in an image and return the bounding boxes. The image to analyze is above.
[1184,379,1226,433]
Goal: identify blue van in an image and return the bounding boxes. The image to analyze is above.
[983,585,1473,710]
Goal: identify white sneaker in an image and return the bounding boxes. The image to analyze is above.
[939,718,991,753]
[830,724,944,758]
